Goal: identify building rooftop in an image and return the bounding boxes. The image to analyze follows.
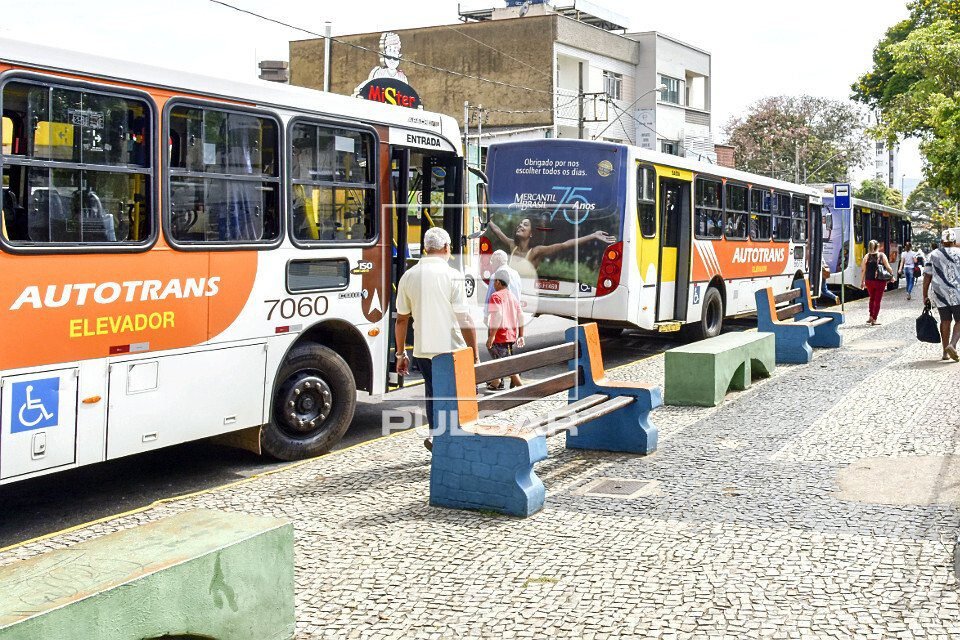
[458,0,629,31]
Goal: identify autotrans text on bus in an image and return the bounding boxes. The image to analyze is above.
[9,277,221,311]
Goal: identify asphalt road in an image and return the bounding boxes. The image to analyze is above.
[0,313,755,548]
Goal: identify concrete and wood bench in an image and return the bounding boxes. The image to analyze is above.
[664,331,776,407]
[428,323,661,517]
[755,277,845,364]
[0,509,294,640]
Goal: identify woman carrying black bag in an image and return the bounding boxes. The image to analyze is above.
[860,240,893,325]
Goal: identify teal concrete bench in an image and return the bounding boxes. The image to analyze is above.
[755,278,844,364]
[664,331,776,407]
[429,323,661,517]
[0,509,294,640]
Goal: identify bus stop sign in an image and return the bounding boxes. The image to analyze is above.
[834,183,851,209]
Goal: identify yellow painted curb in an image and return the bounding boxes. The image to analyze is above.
[0,428,411,554]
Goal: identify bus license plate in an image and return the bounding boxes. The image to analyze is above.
[657,322,681,333]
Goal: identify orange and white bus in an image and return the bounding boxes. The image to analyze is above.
[481,140,822,338]
[0,39,474,484]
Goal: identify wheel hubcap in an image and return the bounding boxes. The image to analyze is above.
[280,374,333,434]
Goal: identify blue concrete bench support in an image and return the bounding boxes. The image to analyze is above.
[756,277,845,364]
[428,323,660,517]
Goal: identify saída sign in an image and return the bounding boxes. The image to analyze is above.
[358,78,421,109]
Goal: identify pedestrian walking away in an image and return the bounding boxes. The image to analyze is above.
[819,257,838,307]
[898,241,919,300]
[485,267,525,391]
[394,227,479,449]
[861,239,892,325]
[922,229,960,361]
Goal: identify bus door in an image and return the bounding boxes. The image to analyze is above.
[881,214,891,256]
[386,146,464,387]
[656,178,692,322]
[809,202,824,292]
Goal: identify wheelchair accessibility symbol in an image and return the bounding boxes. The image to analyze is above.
[11,377,59,433]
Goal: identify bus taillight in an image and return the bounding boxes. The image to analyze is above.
[596,241,623,296]
[479,237,493,281]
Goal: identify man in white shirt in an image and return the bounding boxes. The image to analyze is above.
[484,250,522,313]
[395,227,479,445]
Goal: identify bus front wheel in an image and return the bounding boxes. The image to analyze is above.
[689,287,724,341]
[262,343,356,460]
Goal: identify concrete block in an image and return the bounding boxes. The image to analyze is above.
[664,331,776,407]
[0,509,294,640]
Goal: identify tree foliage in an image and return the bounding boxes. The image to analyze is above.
[724,96,867,184]
[853,0,960,194]
[906,180,959,234]
[855,179,903,207]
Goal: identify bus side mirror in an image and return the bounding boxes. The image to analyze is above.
[476,183,490,223]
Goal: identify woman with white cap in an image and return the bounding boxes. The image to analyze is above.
[923,228,960,361]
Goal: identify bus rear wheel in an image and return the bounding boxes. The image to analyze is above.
[262,343,356,461]
[688,286,723,341]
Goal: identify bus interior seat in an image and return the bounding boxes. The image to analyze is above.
[2,188,27,241]
[74,189,117,242]
[28,188,68,242]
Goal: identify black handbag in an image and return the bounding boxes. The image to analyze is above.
[917,304,941,344]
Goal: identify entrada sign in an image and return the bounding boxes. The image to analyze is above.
[354,32,422,110]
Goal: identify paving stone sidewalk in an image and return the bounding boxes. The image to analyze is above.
[3,290,960,639]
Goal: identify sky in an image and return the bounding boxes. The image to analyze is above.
[2,0,923,182]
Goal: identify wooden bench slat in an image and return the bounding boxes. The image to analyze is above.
[515,393,609,430]
[477,370,577,413]
[474,343,577,383]
[774,289,801,304]
[539,395,635,438]
[777,303,802,320]
[799,316,833,327]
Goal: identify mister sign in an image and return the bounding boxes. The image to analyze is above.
[354,32,422,109]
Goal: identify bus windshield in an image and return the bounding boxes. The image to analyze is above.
[484,141,624,290]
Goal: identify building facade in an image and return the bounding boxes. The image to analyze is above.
[288,1,714,161]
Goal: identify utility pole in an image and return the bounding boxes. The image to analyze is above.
[577,61,585,139]
[323,21,332,92]
[794,140,800,184]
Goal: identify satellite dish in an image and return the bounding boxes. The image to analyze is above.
[519,0,532,17]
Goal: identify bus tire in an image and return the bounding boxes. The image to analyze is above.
[689,286,724,341]
[262,343,356,461]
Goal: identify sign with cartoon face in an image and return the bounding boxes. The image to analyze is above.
[354,32,422,109]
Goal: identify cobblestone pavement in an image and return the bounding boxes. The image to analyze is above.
[3,290,960,639]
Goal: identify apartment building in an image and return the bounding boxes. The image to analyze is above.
[288,0,715,160]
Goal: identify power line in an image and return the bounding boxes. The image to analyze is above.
[207,0,556,96]
[607,100,715,163]
[440,24,551,80]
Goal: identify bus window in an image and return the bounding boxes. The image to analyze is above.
[695,177,722,239]
[288,121,376,244]
[869,212,883,245]
[791,196,807,242]
[724,183,747,240]
[854,207,864,243]
[0,80,153,246]
[637,165,656,238]
[773,193,792,242]
[749,188,771,241]
[167,104,280,245]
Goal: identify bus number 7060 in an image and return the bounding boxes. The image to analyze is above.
[265,296,329,321]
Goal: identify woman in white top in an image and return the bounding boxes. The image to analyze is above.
[898,241,919,300]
